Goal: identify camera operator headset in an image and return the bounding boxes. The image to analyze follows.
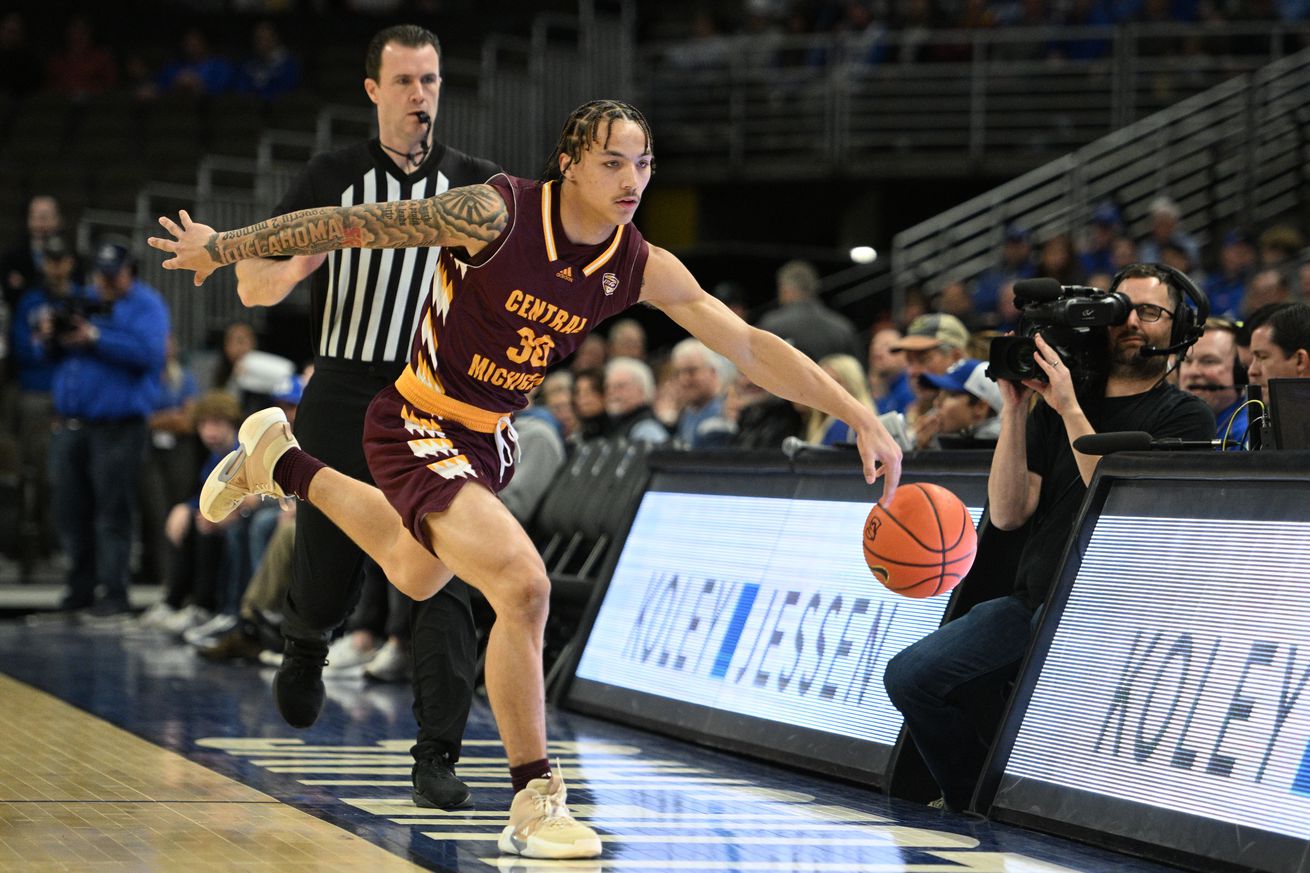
[1106,262,1209,366]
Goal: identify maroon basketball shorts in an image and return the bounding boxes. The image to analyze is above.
[363,384,517,553]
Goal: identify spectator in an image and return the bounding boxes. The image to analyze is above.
[972,224,1035,315]
[570,333,606,373]
[868,326,913,415]
[1258,224,1305,286]
[151,390,244,635]
[45,15,118,100]
[152,26,237,97]
[1138,195,1200,268]
[1242,268,1292,318]
[138,334,202,589]
[499,391,566,524]
[890,313,970,424]
[571,367,607,443]
[1035,233,1086,287]
[1079,201,1123,277]
[2,195,63,310]
[540,370,577,441]
[670,338,730,447]
[806,354,875,445]
[239,21,301,100]
[10,236,91,557]
[606,317,647,361]
[1204,229,1256,318]
[933,280,978,328]
[42,241,168,620]
[1247,302,1310,392]
[603,356,669,443]
[1109,236,1139,273]
[756,259,861,361]
[1179,318,1249,447]
[913,358,1003,449]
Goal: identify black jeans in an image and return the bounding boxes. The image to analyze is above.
[282,361,477,762]
[49,418,147,609]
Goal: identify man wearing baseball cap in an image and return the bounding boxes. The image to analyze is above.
[914,358,1003,449]
[891,313,970,424]
[40,239,169,621]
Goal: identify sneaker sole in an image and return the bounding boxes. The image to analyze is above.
[411,787,472,810]
[496,827,601,859]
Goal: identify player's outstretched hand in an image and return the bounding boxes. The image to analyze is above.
[855,417,902,507]
[147,211,220,287]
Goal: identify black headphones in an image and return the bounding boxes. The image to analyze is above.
[1107,262,1210,357]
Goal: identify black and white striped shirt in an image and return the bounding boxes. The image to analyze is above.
[274,140,500,363]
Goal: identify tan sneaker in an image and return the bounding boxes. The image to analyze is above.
[497,772,601,859]
[199,407,295,523]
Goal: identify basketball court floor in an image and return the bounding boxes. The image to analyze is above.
[0,621,1190,872]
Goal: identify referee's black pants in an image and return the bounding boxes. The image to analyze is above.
[283,359,477,764]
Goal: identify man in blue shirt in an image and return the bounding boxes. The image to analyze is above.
[43,241,168,619]
[11,236,93,558]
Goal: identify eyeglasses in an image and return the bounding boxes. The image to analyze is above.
[1131,303,1174,323]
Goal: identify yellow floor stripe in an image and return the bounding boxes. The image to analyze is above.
[0,674,425,871]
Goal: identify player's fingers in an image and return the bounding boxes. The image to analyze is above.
[179,210,193,230]
[147,236,177,252]
[157,215,181,236]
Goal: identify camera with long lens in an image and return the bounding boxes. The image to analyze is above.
[988,277,1131,393]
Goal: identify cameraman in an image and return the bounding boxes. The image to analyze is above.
[884,264,1213,811]
[11,236,93,555]
[42,242,168,620]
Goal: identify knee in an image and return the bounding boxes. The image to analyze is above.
[390,561,452,602]
[488,556,550,627]
[884,646,926,708]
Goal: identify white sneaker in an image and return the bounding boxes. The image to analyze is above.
[363,638,410,682]
[159,604,212,636]
[133,601,179,631]
[183,613,239,648]
[322,634,376,676]
[200,408,296,523]
[498,772,601,859]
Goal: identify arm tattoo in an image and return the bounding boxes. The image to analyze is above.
[204,185,508,266]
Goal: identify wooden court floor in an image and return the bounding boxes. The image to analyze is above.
[0,621,1190,872]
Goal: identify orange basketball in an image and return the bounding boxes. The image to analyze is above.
[863,483,977,598]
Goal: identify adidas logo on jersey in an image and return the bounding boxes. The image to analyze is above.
[555,267,574,283]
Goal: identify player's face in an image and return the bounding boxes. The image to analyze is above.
[564,120,652,227]
[367,42,441,143]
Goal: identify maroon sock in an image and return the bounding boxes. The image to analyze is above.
[272,447,326,501]
[510,758,551,793]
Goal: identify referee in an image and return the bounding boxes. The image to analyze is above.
[233,24,497,809]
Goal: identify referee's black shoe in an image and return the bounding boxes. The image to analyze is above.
[273,637,329,728]
[412,753,472,809]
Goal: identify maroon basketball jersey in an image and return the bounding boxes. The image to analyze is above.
[399,174,649,416]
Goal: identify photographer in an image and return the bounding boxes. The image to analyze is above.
[885,264,1213,811]
[11,236,93,555]
[42,242,168,620]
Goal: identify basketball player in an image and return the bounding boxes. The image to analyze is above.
[884,264,1213,812]
[150,100,902,859]
[229,25,497,808]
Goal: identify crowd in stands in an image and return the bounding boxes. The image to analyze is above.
[0,11,302,103]
[1,179,1307,675]
[654,0,1310,51]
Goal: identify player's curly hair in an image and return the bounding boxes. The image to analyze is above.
[542,100,654,182]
